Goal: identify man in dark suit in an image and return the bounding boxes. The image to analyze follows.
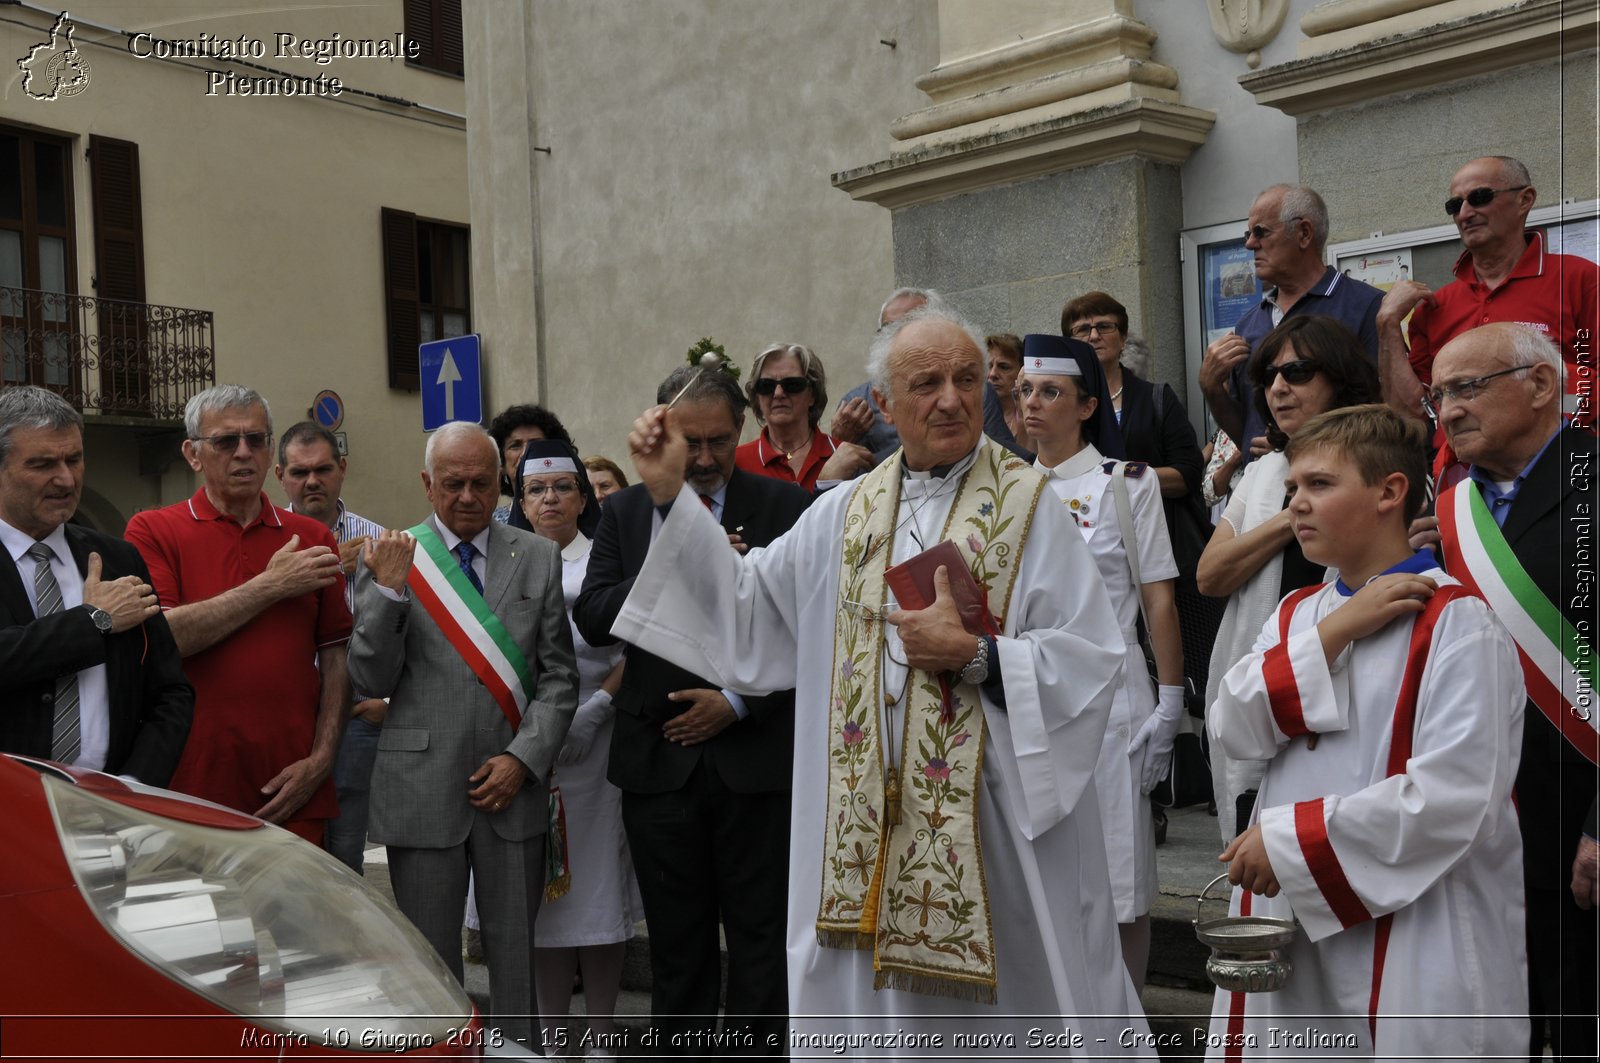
[1427,323,1597,1061]
[0,386,191,784]
[576,365,810,1055]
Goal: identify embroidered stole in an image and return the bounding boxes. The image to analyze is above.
[1438,483,1599,764]
[821,441,1044,1002]
[405,523,535,730]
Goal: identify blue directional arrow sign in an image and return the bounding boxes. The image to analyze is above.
[419,334,483,431]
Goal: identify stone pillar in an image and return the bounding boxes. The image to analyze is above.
[833,0,1214,382]
[461,0,546,412]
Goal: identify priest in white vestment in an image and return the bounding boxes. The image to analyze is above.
[611,308,1154,1057]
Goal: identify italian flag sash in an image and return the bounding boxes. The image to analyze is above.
[405,523,536,731]
[820,440,1044,1003]
[1438,483,1598,764]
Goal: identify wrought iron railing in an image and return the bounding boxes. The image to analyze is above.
[0,286,215,419]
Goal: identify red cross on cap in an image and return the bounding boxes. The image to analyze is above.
[542,459,553,467]
[1033,358,1043,367]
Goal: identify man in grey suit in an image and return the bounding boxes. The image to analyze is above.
[348,422,577,1047]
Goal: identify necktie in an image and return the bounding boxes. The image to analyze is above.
[456,541,484,595]
[28,543,80,765]
[700,493,715,511]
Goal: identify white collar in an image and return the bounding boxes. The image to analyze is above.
[0,514,70,567]
[1037,443,1104,481]
[560,531,591,562]
[433,518,493,558]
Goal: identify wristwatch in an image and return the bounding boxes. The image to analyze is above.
[84,605,113,634]
[958,635,989,686]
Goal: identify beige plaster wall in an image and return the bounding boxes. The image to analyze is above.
[0,1,468,530]
[499,0,938,461]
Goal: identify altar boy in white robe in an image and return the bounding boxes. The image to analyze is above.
[612,307,1155,1055]
[1207,404,1527,1059]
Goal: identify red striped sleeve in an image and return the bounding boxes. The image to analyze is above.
[1293,798,1373,929]
[1264,586,1323,738]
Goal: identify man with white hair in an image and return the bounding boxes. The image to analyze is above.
[610,306,1154,1053]
[1200,184,1384,463]
[833,287,1030,465]
[126,384,350,842]
[348,421,577,1047]
[1426,323,1597,1060]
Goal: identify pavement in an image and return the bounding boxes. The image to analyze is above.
[358,799,1230,1060]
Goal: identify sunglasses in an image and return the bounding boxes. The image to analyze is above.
[1263,359,1321,386]
[754,376,808,397]
[1444,185,1527,216]
[194,431,273,452]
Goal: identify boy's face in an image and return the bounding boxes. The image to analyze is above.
[1285,447,1396,568]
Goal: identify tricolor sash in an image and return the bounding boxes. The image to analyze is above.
[406,523,536,731]
[821,441,1044,1002]
[1438,483,1598,764]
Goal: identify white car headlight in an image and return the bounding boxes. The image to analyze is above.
[47,775,472,1043]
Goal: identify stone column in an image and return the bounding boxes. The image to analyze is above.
[461,0,546,412]
[833,0,1214,381]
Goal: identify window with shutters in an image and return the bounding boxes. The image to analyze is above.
[405,0,464,77]
[0,124,77,393]
[382,208,470,390]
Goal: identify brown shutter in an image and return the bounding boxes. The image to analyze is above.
[438,0,464,75]
[382,207,420,390]
[406,0,462,76]
[89,135,148,413]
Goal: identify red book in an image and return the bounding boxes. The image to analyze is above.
[884,539,993,636]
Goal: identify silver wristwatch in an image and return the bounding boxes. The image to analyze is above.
[958,635,989,686]
[85,605,113,634]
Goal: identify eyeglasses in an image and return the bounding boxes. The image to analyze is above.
[1244,217,1302,243]
[1263,360,1322,387]
[525,480,579,497]
[1444,185,1527,216]
[193,431,272,452]
[684,435,736,455]
[754,376,809,397]
[1068,321,1121,340]
[1420,363,1530,419]
[1015,382,1072,405]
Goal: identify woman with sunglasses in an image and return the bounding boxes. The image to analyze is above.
[735,342,840,492]
[509,440,640,1058]
[1019,334,1184,992]
[1196,315,1379,843]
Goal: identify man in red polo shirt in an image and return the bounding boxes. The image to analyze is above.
[125,385,350,843]
[1379,155,1598,432]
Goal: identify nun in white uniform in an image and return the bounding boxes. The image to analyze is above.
[1018,334,1186,990]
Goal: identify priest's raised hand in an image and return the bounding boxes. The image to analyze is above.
[627,404,689,504]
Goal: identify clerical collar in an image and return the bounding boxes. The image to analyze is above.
[1333,549,1438,597]
[902,441,981,481]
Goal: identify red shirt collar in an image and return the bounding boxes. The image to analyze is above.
[186,487,284,529]
[755,426,835,467]
[1453,229,1546,285]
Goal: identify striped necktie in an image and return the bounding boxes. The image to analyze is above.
[27,542,80,765]
[456,541,484,595]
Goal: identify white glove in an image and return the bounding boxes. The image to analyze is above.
[559,692,611,765]
[1128,684,1186,795]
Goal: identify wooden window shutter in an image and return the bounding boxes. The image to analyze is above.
[89,135,149,413]
[382,207,420,390]
[89,135,144,304]
[406,0,463,76]
[439,0,464,75]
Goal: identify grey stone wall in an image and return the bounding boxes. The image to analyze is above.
[1300,51,1599,245]
[890,158,1190,388]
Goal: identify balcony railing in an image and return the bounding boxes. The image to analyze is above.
[0,286,215,420]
